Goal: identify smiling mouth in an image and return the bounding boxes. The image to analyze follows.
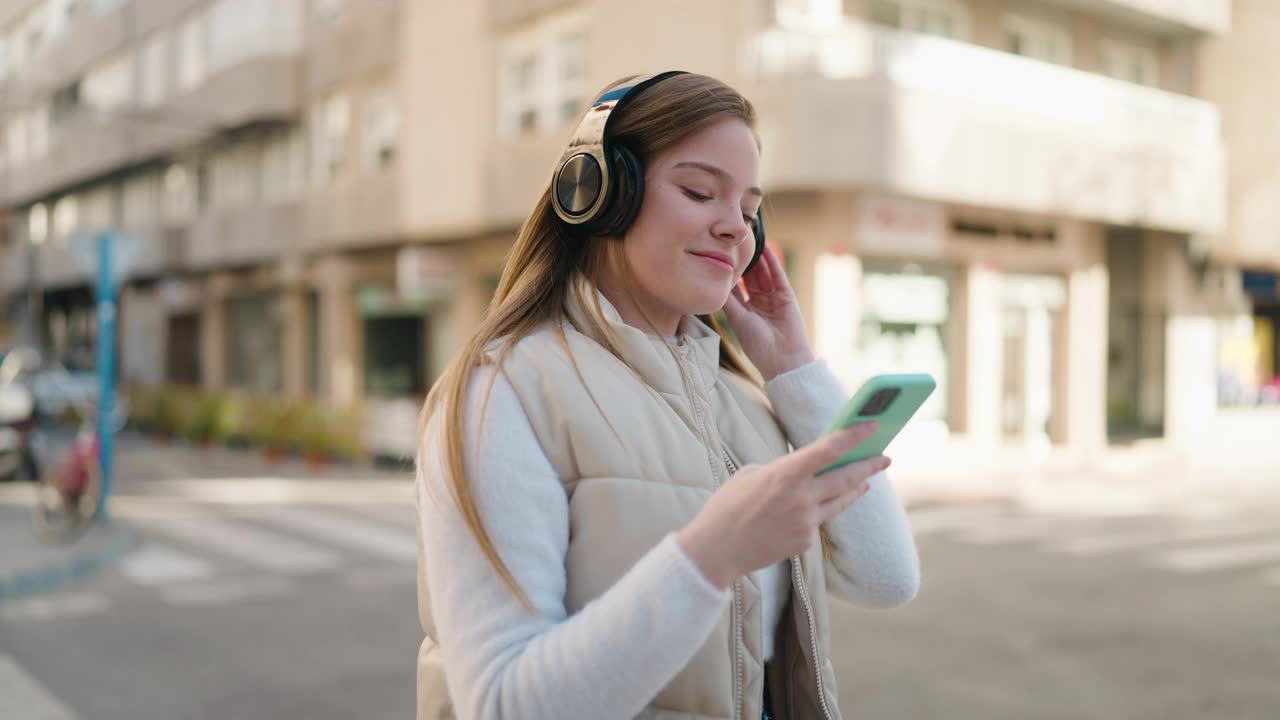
[691,252,734,273]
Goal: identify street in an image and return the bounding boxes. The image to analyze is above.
[1,441,1278,719]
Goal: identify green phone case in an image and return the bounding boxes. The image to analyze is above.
[819,373,937,474]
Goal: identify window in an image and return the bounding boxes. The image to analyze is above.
[28,203,49,245]
[27,105,49,160]
[360,88,400,170]
[262,127,305,200]
[503,53,539,135]
[311,93,349,183]
[21,7,46,58]
[553,32,586,125]
[162,164,194,224]
[178,13,207,91]
[50,80,82,128]
[210,146,257,209]
[227,292,283,393]
[497,12,589,138]
[364,314,425,397]
[1100,39,1159,87]
[773,0,842,30]
[870,0,971,41]
[1003,13,1072,66]
[141,32,169,107]
[6,115,28,168]
[82,51,133,110]
[45,0,83,41]
[53,195,79,237]
[82,187,114,229]
[314,0,344,21]
[207,0,302,74]
[123,173,159,228]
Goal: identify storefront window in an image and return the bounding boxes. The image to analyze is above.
[858,266,951,424]
[226,292,282,393]
[363,313,426,398]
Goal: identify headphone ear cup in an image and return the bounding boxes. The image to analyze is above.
[590,144,645,237]
[744,208,766,273]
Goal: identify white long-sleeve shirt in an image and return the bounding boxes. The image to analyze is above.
[417,359,920,720]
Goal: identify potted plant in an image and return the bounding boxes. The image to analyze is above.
[246,398,289,464]
[150,388,177,443]
[297,402,334,469]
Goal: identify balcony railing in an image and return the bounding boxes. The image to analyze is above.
[742,22,1226,235]
[1085,0,1229,35]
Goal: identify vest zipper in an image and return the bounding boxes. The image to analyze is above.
[725,439,833,720]
[792,558,835,720]
[674,339,743,720]
[720,449,746,720]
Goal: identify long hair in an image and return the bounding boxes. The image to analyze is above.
[418,73,762,609]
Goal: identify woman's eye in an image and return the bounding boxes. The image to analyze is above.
[681,188,711,201]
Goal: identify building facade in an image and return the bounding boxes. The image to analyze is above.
[0,0,1264,471]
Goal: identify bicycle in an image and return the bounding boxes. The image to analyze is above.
[29,364,129,545]
[31,417,102,544]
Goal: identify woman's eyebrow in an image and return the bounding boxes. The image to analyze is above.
[672,160,763,198]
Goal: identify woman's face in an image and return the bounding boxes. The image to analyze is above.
[597,118,762,336]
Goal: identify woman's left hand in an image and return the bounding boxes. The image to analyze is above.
[722,244,816,381]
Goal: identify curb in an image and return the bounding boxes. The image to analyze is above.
[0,520,143,604]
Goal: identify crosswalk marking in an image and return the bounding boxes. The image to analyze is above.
[0,591,109,624]
[246,506,417,562]
[342,567,416,590]
[0,654,79,720]
[1045,521,1275,557]
[160,577,295,607]
[346,501,418,530]
[120,544,216,586]
[1153,539,1280,573]
[134,511,341,574]
[907,505,1008,534]
[952,517,1069,545]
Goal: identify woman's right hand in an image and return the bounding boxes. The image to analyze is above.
[676,421,890,590]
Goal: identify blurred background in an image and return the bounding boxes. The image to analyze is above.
[0,0,1277,718]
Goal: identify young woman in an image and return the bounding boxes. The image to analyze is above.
[415,71,919,720]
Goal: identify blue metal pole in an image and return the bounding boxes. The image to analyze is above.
[95,232,116,521]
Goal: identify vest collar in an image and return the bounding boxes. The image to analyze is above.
[563,276,723,396]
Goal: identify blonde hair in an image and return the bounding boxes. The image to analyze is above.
[418,73,762,609]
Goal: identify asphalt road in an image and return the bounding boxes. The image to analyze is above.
[2,442,1278,719]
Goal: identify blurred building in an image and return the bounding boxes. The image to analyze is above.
[0,0,1271,468]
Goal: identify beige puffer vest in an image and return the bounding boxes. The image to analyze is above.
[416,284,844,720]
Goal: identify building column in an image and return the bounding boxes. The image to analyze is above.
[812,249,862,392]
[1162,240,1218,447]
[1060,224,1108,455]
[280,284,307,399]
[959,261,1002,445]
[315,258,359,406]
[201,274,230,390]
[118,285,165,387]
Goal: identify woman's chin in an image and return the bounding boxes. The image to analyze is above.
[687,292,734,318]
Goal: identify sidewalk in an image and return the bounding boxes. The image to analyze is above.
[0,501,141,603]
[890,436,1280,515]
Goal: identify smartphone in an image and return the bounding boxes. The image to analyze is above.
[819,373,936,474]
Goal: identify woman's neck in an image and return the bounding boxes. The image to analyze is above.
[592,273,682,338]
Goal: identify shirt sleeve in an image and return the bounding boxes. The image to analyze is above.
[416,366,731,720]
[764,360,921,608]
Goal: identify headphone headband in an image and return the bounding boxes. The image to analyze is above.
[552,71,687,225]
[549,71,767,273]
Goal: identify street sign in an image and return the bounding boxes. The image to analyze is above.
[396,246,460,302]
[70,231,142,285]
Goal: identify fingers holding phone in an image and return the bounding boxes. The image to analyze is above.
[675,422,887,590]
